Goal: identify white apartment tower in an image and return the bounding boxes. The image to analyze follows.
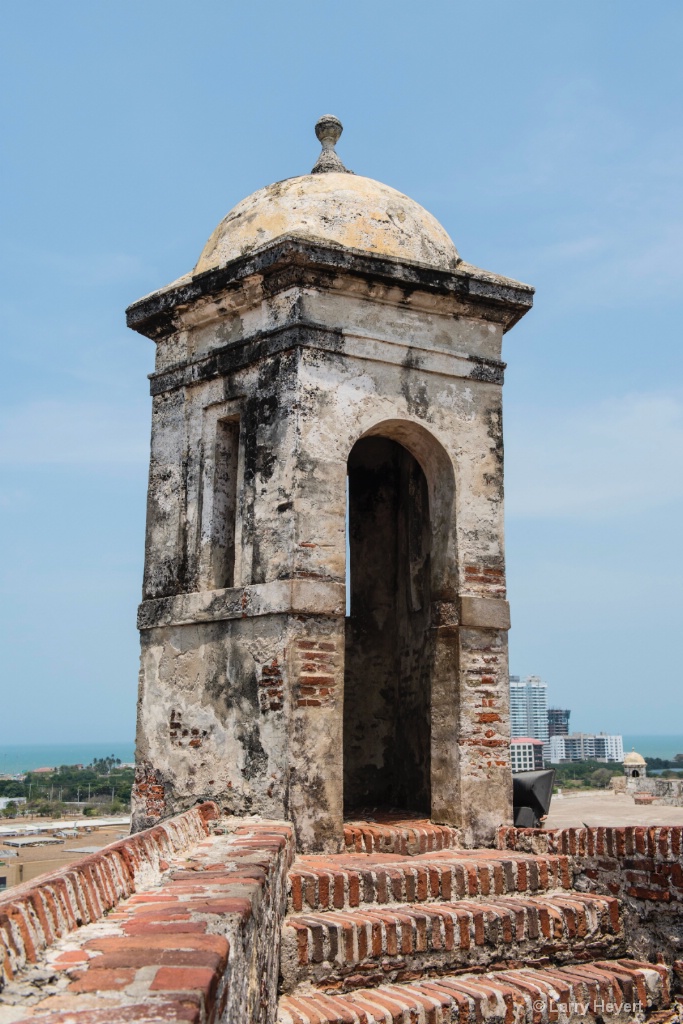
[549,733,624,764]
[509,676,549,749]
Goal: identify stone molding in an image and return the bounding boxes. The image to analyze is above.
[138,579,346,630]
[148,320,506,397]
[127,237,534,342]
[138,586,511,632]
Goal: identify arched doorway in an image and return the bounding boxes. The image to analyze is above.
[344,435,433,813]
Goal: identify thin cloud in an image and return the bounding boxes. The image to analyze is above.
[519,218,683,309]
[431,79,683,311]
[0,488,27,507]
[505,390,683,519]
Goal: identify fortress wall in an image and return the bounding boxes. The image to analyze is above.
[0,803,217,986]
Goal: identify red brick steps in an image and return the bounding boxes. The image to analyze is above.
[280,894,622,992]
[290,851,572,913]
[2,813,679,1023]
[278,819,680,1023]
[277,958,672,1024]
[343,816,461,856]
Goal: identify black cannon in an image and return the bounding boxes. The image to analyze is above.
[512,768,555,828]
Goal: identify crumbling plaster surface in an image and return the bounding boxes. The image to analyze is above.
[194,173,460,276]
[131,242,531,852]
[134,615,344,853]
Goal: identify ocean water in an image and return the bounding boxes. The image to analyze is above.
[1,735,681,776]
[0,743,135,775]
[622,735,683,761]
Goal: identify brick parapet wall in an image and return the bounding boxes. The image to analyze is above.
[0,802,218,986]
[497,825,683,968]
[0,808,295,1024]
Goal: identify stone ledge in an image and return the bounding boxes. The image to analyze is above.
[148,319,508,397]
[126,237,534,342]
[138,579,345,630]
[139,588,512,633]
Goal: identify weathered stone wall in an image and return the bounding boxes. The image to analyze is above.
[142,347,300,601]
[498,825,683,964]
[130,241,531,850]
[133,611,345,853]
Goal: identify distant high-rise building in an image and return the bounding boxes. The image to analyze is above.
[548,708,570,738]
[509,676,549,756]
[549,733,624,763]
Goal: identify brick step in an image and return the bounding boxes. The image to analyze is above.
[289,850,572,913]
[344,817,461,856]
[280,893,622,993]
[278,958,672,1024]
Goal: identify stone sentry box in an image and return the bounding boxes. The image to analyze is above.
[127,117,533,852]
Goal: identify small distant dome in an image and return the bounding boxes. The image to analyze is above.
[623,750,646,766]
[193,173,460,276]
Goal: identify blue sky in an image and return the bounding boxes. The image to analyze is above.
[1,1,681,743]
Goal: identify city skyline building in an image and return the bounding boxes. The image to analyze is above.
[510,676,549,758]
[549,733,624,764]
[548,708,570,738]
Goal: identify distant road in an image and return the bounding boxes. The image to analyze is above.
[0,815,130,837]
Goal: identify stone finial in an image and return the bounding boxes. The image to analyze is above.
[311,115,352,174]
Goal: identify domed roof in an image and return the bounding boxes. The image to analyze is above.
[193,117,459,277]
[623,750,646,765]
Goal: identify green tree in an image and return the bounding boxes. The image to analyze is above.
[89,755,122,775]
[33,801,65,817]
[590,768,612,789]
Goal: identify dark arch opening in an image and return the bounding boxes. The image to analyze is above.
[631,769,640,779]
[343,436,433,814]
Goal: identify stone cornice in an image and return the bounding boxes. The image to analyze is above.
[126,236,534,342]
